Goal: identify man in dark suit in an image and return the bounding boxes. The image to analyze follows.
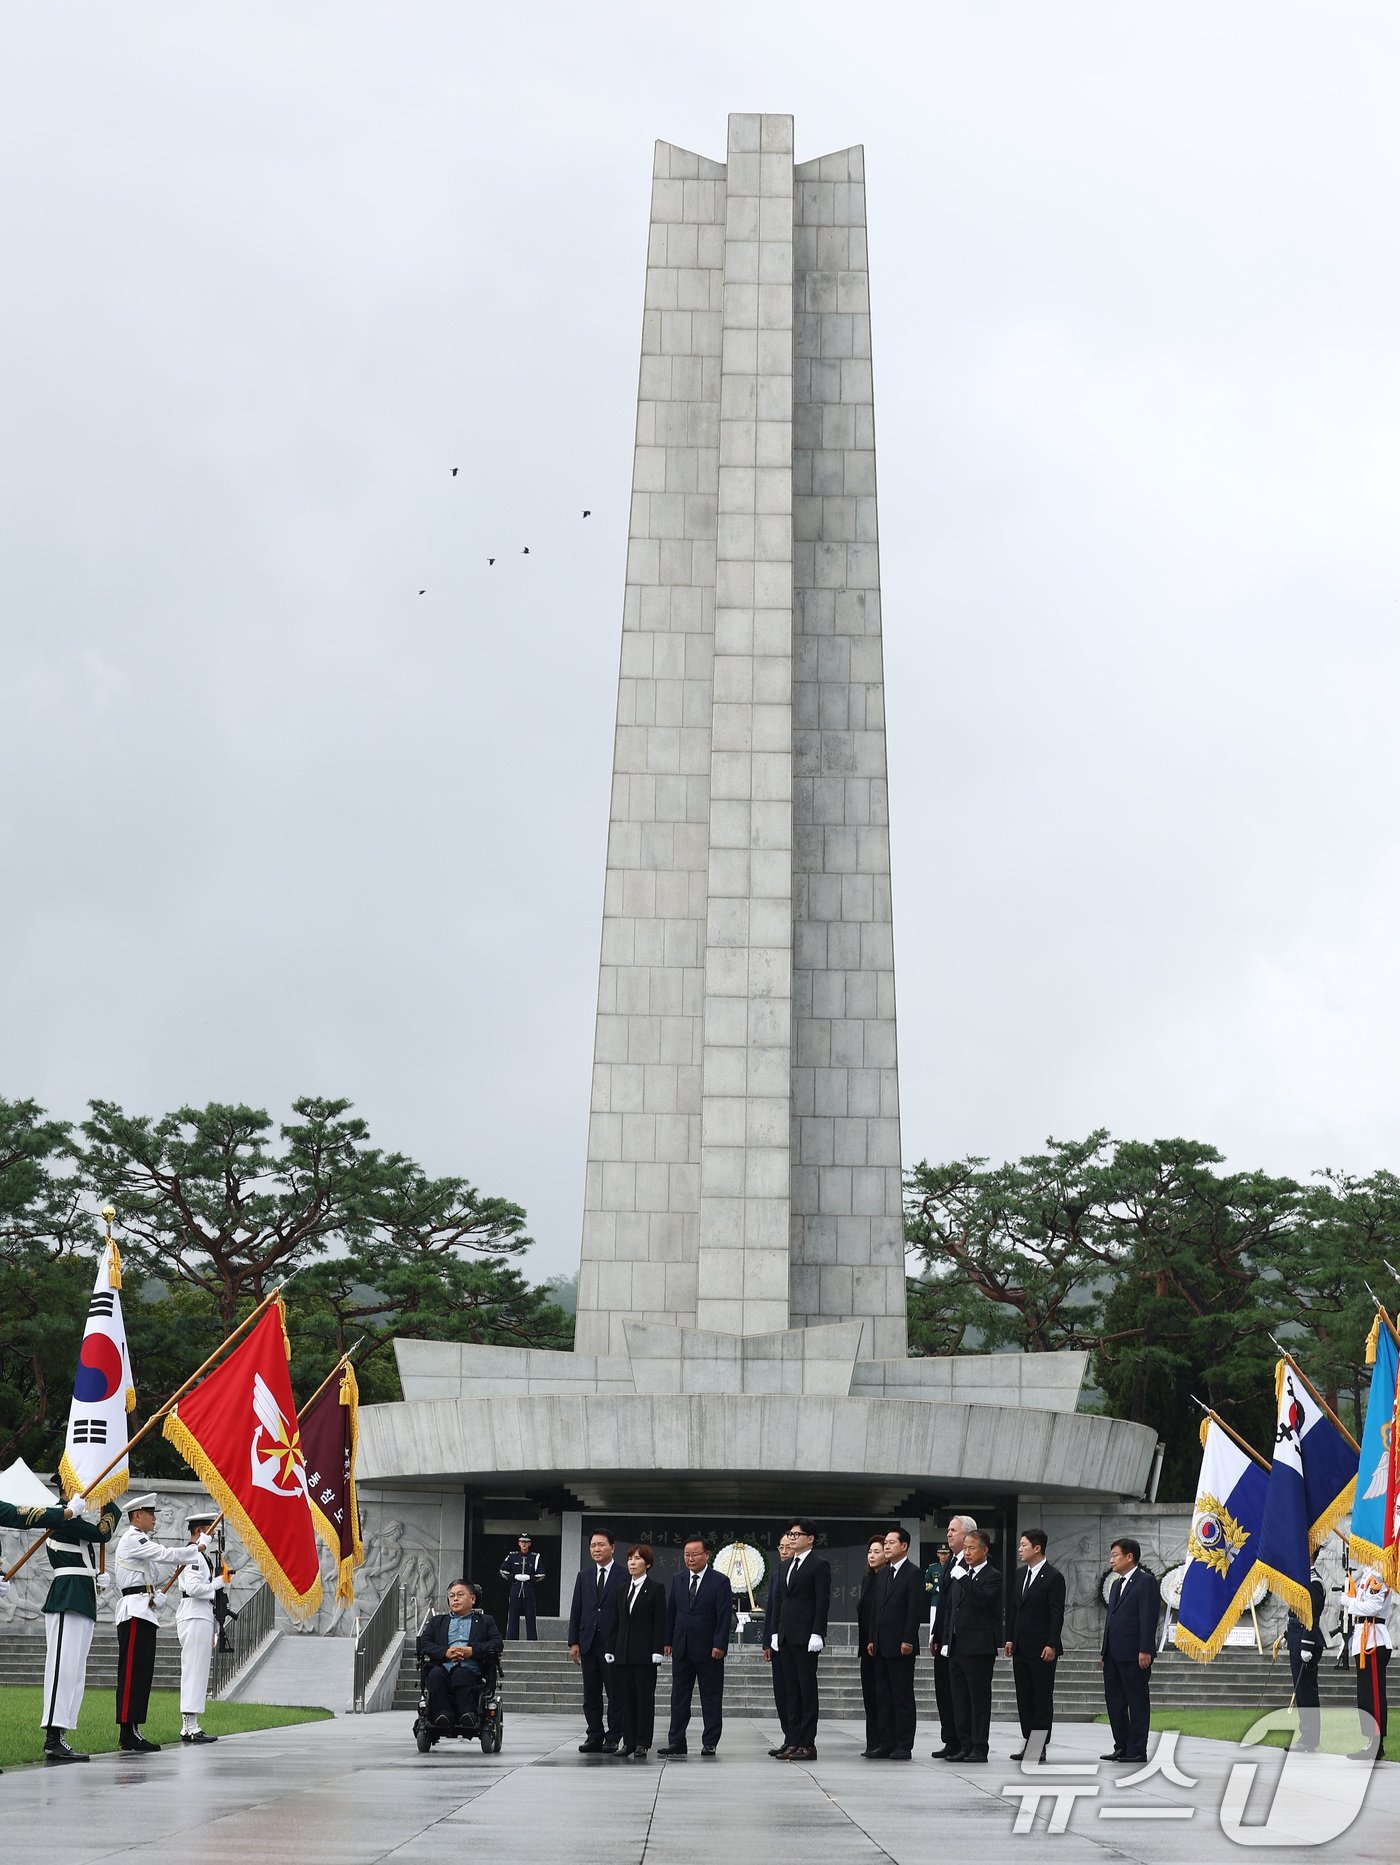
[762,1533,794,1755]
[1004,1527,1066,1762]
[1283,1568,1327,1751]
[658,1536,733,1756]
[420,1578,504,1730]
[567,1528,627,1753]
[772,1517,831,1761]
[1100,1536,1160,1763]
[868,1526,923,1760]
[945,1526,1001,1763]
[929,1514,974,1757]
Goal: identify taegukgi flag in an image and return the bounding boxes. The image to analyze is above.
[58,1236,135,1508]
[1256,1355,1358,1624]
[1176,1414,1268,1663]
[1352,1313,1399,1582]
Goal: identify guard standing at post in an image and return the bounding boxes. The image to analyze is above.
[176,1508,227,1744]
[1346,1564,1393,1761]
[12,1491,120,1766]
[500,1532,545,1641]
[1282,1566,1327,1752]
[113,1494,203,1752]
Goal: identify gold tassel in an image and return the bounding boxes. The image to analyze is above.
[1199,1416,1210,1449]
[1275,1358,1285,1407]
[107,1238,123,1291]
[1366,1312,1382,1366]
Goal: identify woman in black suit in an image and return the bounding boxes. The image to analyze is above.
[857,1535,888,1756]
[609,1543,668,1759]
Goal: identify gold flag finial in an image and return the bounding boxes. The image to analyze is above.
[102,1205,123,1290]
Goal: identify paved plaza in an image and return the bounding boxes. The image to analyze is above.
[4,1712,1399,1863]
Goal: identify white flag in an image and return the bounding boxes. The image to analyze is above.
[58,1239,135,1506]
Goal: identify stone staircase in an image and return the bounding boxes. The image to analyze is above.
[0,1629,184,1693]
[392,1638,1360,1721]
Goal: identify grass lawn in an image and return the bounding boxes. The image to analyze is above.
[0,1686,332,1769]
[1096,1708,1368,1753]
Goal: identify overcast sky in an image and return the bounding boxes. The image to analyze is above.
[3,4,1397,1284]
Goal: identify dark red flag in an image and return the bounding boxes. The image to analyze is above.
[299,1360,363,1605]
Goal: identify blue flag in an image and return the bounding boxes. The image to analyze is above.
[1256,1356,1358,1624]
[1176,1415,1268,1663]
[1352,1314,1399,1579]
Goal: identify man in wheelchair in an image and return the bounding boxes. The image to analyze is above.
[419,1578,504,1739]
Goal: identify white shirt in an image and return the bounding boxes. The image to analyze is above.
[935,1553,969,1645]
[1022,1558,1045,1589]
[889,1556,907,1575]
[113,1526,201,1627]
[176,1546,224,1624]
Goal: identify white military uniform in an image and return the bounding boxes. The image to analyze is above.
[176,1543,225,1717]
[112,1517,201,1732]
[1347,1565,1393,1750]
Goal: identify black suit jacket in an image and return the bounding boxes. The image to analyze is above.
[763,1559,791,1647]
[775,1552,831,1647]
[666,1565,733,1660]
[1284,1579,1327,1661]
[612,1574,667,1663]
[1007,1561,1066,1657]
[872,1560,925,1656]
[932,1556,968,1648]
[420,1609,503,1673]
[568,1560,628,1654]
[1102,1568,1160,1662]
[857,1567,882,1650]
[948,1562,1003,1657]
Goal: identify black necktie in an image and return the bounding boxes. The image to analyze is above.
[689,1572,699,1604]
[788,1556,799,1587]
[597,1565,605,1603]
[1023,1568,1032,1596]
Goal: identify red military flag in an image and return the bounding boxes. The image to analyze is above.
[299,1359,364,1606]
[162,1296,322,1618]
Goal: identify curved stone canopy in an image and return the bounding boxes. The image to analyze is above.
[359,1392,1158,1506]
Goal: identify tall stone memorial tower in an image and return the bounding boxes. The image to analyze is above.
[361,118,1157,1602]
[576,114,904,1364]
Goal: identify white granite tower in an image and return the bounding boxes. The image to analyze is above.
[576,112,905,1364]
[360,120,1158,1570]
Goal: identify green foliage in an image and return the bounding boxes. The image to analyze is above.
[0,1094,571,1473]
[906,1132,1400,1499]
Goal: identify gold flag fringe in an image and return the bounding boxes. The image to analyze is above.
[1256,1561,1317,1629]
[305,1362,364,1606]
[163,1408,323,1621]
[57,1451,129,1511]
[1174,1559,1266,1664]
[1307,1477,1356,1557]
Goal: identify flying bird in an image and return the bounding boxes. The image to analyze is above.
[522,547,530,555]
[419,589,426,595]
[451,467,458,476]
[583,509,591,518]
[488,558,495,566]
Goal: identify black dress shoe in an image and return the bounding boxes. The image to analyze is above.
[888,1750,912,1761]
[656,1744,687,1757]
[602,1736,621,1753]
[1010,1748,1026,1761]
[769,1744,791,1756]
[939,1749,969,1761]
[120,1727,161,1753]
[578,1738,605,1752]
[784,1746,817,1760]
[701,1745,717,1756]
[1100,1750,1124,1761]
[632,1748,649,1761]
[1120,1753,1148,1764]
[862,1747,891,1758]
[965,1754,989,1765]
[930,1745,955,1758]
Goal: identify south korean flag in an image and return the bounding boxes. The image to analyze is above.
[59,1239,136,1508]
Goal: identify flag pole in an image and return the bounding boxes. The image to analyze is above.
[300,1337,366,1416]
[2,1271,302,1583]
[1191,1396,1272,1471]
[1270,1343,1361,1452]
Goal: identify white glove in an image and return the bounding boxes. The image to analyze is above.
[0,1577,11,1595]
[214,1577,228,1593]
[66,1493,87,1517]
[604,1652,615,1664]
[95,1572,112,1593]
[651,1653,663,1664]
[807,1634,824,1654]
[770,1634,779,1651]
[196,1532,212,1550]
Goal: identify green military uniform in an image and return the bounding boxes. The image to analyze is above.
[0,1499,78,1774]
[39,1500,122,1764]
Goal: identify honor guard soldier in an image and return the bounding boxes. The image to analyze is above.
[0,1490,103,1771]
[176,1508,227,1743]
[500,1532,545,1641]
[1345,1564,1392,1760]
[36,1492,124,1765]
[1282,1565,1327,1752]
[113,1493,204,1752]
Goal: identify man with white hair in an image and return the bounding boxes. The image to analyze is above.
[929,1514,975,1759]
